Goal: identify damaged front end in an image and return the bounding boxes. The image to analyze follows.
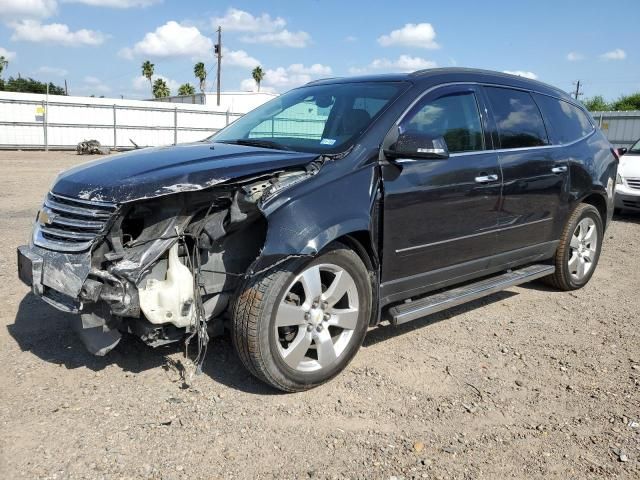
[17,163,321,362]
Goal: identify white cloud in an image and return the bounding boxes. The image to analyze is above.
[0,0,57,19]
[350,55,437,74]
[82,75,110,93]
[224,49,261,69]
[567,52,584,61]
[503,70,538,80]
[212,8,285,32]
[38,66,68,76]
[64,0,159,7]
[345,35,357,42]
[600,48,626,60]
[10,20,107,46]
[132,74,179,93]
[120,21,212,59]
[0,46,17,61]
[241,29,310,48]
[240,63,332,92]
[377,23,439,49]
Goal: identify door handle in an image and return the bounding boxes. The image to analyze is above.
[475,174,499,183]
[551,165,568,174]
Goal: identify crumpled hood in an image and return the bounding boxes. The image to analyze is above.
[51,142,318,203]
[620,153,640,179]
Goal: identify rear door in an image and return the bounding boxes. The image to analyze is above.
[380,85,502,301]
[482,86,567,253]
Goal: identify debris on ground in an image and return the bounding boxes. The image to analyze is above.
[76,139,110,155]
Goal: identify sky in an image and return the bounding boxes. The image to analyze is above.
[0,0,637,101]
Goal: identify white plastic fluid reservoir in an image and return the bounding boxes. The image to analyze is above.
[138,243,195,328]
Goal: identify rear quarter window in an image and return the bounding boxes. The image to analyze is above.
[485,87,549,149]
[533,94,594,144]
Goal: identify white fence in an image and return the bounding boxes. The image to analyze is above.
[0,91,256,150]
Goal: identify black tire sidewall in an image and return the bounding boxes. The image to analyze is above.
[258,246,372,390]
[560,206,603,289]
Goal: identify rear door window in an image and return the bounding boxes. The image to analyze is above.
[402,91,485,153]
[485,87,549,148]
[533,94,594,144]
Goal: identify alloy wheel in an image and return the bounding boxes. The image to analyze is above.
[274,263,360,373]
[568,217,598,281]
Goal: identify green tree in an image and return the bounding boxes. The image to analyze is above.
[152,78,170,98]
[0,76,65,95]
[0,56,8,77]
[582,95,610,112]
[178,83,196,96]
[252,65,265,92]
[141,60,154,95]
[611,92,640,111]
[194,62,207,93]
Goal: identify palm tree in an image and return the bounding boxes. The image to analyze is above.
[194,62,206,93]
[152,78,170,98]
[178,83,196,96]
[141,60,154,95]
[252,66,265,92]
[0,56,8,77]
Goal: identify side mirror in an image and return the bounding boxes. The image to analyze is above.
[616,147,628,157]
[385,130,449,160]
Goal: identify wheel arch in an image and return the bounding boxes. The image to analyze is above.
[580,191,608,228]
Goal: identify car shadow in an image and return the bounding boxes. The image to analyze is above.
[613,210,640,224]
[9,289,524,394]
[8,293,281,395]
[363,290,518,347]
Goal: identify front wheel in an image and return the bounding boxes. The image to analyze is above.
[232,243,372,392]
[545,203,603,290]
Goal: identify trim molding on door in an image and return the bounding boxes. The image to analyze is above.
[395,217,552,254]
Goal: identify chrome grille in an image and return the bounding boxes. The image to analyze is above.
[626,178,640,190]
[33,192,117,252]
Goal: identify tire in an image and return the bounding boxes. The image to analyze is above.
[544,203,603,291]
[232,243,372,392]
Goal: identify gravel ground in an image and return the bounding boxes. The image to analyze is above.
[0,150,638,480]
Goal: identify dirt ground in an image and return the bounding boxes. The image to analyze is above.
[0,150,638,480]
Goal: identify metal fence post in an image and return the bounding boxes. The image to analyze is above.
[42,99,48,151]
[226,109,230,126]
[113,104,117,148]
[599,112,603,128]
[174,107,178,145]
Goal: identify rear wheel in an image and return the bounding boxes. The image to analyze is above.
[545,203,603,290]
[232,243,372,392]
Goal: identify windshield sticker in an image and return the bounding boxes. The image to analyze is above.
[320,138,336,146]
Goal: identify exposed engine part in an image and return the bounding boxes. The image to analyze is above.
[72,303,122,356]
[139,243,195,328]
[76,139,109,155]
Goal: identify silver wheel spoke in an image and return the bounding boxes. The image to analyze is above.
[282,331,312,369]
[314,329,337,367]
[322,269,352,307]
[568,253,579,272]
[299,265,323,304]
[570,234,580,249]
[328,308,359,330]
[276,302,307,327]
[583,225,595,244]
[577,258,586,278]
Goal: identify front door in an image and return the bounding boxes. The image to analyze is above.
[380,85,501,303]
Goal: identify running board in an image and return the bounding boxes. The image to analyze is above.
[389,264,555,326]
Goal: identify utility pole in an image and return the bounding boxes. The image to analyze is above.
[573,80,582,100]
[215,26,222,107]
[64,79,68,96]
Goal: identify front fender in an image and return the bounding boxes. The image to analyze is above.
[249,163,379,273]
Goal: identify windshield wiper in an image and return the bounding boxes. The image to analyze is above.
[217,139,294,151]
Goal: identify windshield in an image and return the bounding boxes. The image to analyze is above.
[630,138,640,154]
[210,81,406,154]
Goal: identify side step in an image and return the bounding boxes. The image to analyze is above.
[389,264,555,326]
